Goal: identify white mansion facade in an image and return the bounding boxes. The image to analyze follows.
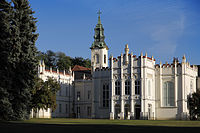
[31,13,199,120]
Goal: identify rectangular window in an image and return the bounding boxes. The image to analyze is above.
[125,80,130,95]
[190,80,193,93]
[135,80,141,95]
[103,84,109,107]
[115,81,121,95]
[77,91,80,100]
[66,86,68,96]
[59,104,62,113]
[59,88,62,96]
[148,79,151,96]
[88,90,91,99]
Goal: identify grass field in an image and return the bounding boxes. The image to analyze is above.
[1,119,200,133]
[13,118,200,127]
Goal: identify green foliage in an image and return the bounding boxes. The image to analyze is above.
[0,0,38,120]
[37,51,91,69]
[31,77,60,112]
[0,0,14,120]
[56,52,71,70]
[188,90,200,120]
[71,57,91,68]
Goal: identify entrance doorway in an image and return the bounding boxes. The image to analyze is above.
[148,104,152,120]
[124,104,130,119]
[114,104,120,119]
[135,105,141,119]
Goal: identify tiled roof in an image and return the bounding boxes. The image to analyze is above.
[72,65,91,71]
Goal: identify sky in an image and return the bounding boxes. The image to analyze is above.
[29,0,200,64]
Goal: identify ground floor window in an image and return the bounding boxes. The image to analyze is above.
[103,84,109,107]
[87,106,91,116]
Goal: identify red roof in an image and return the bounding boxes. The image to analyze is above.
[72,65,91,71]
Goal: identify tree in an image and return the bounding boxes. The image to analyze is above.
[45,50,56,67]
[0,0,38,120]
[56,52,71,70]
[0,0,14,120]
[36,50,91,70]
[31,77,60,112]
[188,90,200,120]
[71,57,91,68]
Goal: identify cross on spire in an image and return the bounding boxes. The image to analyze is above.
[97,10,102,16]
[97,10,102,24]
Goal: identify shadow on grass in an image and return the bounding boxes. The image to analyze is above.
[0,122,200,133]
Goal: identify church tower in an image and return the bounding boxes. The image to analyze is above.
[90,10,109,71]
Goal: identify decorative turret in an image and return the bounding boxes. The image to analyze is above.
[182,54,186,63]
[91,10,109,70]
[125,44,129,65]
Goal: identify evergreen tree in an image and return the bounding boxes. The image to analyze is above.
[0,0,38,120]
[188,90,200,120]
[0,0,14,120]
[10,0,38,120]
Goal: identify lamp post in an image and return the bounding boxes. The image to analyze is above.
[77,97,80,118]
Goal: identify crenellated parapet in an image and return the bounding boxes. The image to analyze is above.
[38,60,73,82]
[155,56,198,72]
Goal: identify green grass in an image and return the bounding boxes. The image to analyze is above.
[12,118,200,127]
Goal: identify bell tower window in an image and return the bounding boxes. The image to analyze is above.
[104,54,106,64]
[95,54,99,64]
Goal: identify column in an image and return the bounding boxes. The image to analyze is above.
[120,53,124,119]
[130,52,134,119]
[121,79,125,119]
[174,61,177,107]
[110,55,114,119]
[140,52,145,119]
[181,56,186,119]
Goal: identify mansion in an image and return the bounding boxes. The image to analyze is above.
[31,13,199,120]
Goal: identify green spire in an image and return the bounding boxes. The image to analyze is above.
[97,10,101,24]
[90,10,108,50]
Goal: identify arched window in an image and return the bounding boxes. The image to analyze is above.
[115,81,121,95]
[104,54,106,64]
[95,54,99,64]
[125,80,130,95]
[163,81,175,107]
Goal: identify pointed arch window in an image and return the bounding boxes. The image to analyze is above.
[162,81,175,107]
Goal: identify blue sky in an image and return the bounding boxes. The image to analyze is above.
[29,0,200,64]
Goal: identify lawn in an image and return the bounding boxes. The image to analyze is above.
[15,118,200,127]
